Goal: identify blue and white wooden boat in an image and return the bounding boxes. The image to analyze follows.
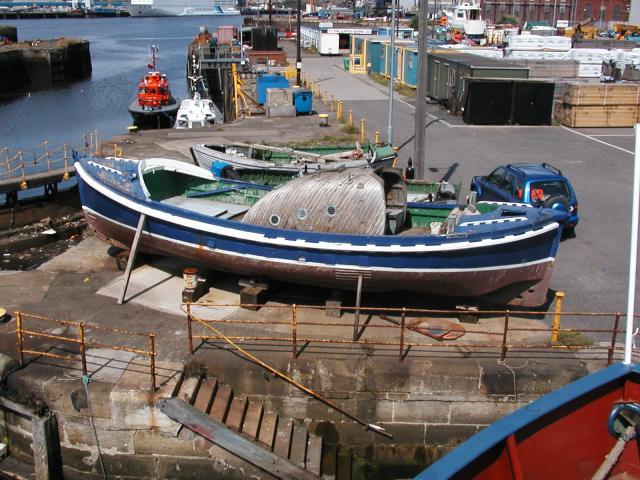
[74,154,566,306]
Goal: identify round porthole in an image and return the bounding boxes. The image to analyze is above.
[297,208,308,220]
[270,214,281,226]
[326,205,337,217]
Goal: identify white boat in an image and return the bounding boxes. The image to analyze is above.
[445,0,486,37]
[174,92,217,129]
[125,0,240,17]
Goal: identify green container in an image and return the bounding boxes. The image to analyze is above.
[343,57,350,71]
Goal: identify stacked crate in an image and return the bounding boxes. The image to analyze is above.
[555,83,640,127]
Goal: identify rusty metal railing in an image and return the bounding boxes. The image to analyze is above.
[15,311,157,390]
[184,302,639,365]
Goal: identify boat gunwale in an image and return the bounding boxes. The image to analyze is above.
[75,157,563,254]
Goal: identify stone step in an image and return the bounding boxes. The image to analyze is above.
[306,434,323,476]
[289,420,308,468]
[241,401,263,440]
[193,377,218,414]
[226,395,248,431]
[209,384,233,423]
[273,418,293,459]
[258,410,278,450]
[321,442,339,480]
[176,375,202,405]
[336,448,352,480]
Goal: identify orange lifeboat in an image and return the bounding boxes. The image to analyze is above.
[128,46,179,128]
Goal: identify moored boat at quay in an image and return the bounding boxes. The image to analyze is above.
[74,155,567,306]
[128,46,180,129]
[191,141,399,175]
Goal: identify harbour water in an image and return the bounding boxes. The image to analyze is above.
[0,15,243,152]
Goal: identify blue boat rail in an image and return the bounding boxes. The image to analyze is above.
[184,301,639,365]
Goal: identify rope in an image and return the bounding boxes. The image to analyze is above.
[591,425,636,480]
[82,375,108,480]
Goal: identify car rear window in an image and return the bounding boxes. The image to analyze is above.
[529,181,571,204]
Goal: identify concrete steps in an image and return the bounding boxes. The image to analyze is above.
[171,374,336,478]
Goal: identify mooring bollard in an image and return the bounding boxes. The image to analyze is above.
[337,101,344,122]
[348,109,353,128]
[323,91,328,107]
[318,113,329,127]
[374,131,380,144]
[551,291,565,343]
[330,95,335,112]
[360,119,366,144]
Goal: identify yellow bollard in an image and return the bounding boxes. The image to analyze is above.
[550,291,565,343]
[330,95,335,112]
[337,101,344,122]
[374,131,380,144]
[323,91,328,107]
[348,109,353,128]
[360,119,366,144]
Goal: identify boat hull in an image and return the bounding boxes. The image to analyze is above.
[124,4,240,16]
[418,363,640,479]
[128,99,180,129]
[76,163,561,306]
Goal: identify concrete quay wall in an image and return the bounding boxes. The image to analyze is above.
[2,347,598,478]
[0,39,91,93]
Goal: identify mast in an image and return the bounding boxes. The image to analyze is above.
[413,0,428,179]
[624,125,640,364]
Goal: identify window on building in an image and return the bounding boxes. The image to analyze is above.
[529,3,535,12]
[408,54,414,70]
[613,4,622,19]
[559,5,565,13]
[544,3,549,12]
[584,4,592,18]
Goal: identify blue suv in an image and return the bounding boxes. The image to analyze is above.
[470,163,579,233]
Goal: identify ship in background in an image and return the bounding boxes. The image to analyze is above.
[125,0,240,17]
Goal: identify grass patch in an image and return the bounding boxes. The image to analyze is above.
[555,330,594,347]
[370,73,389,87]
[395,83,415,97]
[342,124,358,135]
[288,133,357,146]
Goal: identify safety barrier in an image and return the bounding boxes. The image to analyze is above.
[15,311,158,390]
[184,302,638,365]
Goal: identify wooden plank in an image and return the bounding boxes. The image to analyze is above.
[274,418,294,459]
[157,398,318,480]
[306,434,323,475]
[193,378,218,414]
[226,396,248,431]
[242,401,264,440]
[289,421,308,468]
[563,83,640,106]
[336,447,352,480]
[210,384,233,423]
[31,414,63,480]
[258,411,278,449]
[117,213,146,305]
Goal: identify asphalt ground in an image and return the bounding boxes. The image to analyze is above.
[299,55,638,333]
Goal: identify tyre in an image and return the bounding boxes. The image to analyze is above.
[543,195,570,211]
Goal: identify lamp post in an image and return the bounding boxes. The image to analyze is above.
[296,0,302,85]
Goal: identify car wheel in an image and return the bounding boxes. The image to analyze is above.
[544,195,570,211]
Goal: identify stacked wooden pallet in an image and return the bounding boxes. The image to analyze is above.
[555,83,640,127]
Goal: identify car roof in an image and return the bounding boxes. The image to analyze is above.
[505,163,567,181]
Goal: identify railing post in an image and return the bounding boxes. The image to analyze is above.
[16,312,24,366]
[44,140,50,171]
[501,310,510,361]
[187,303,193,354]
[62,144,69,180]
[399,307,406,362]
[291,304,297,359]
[79,322,87,377]
[550,291,565,343]
[609,313,621,365]
[149,334,156,391]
